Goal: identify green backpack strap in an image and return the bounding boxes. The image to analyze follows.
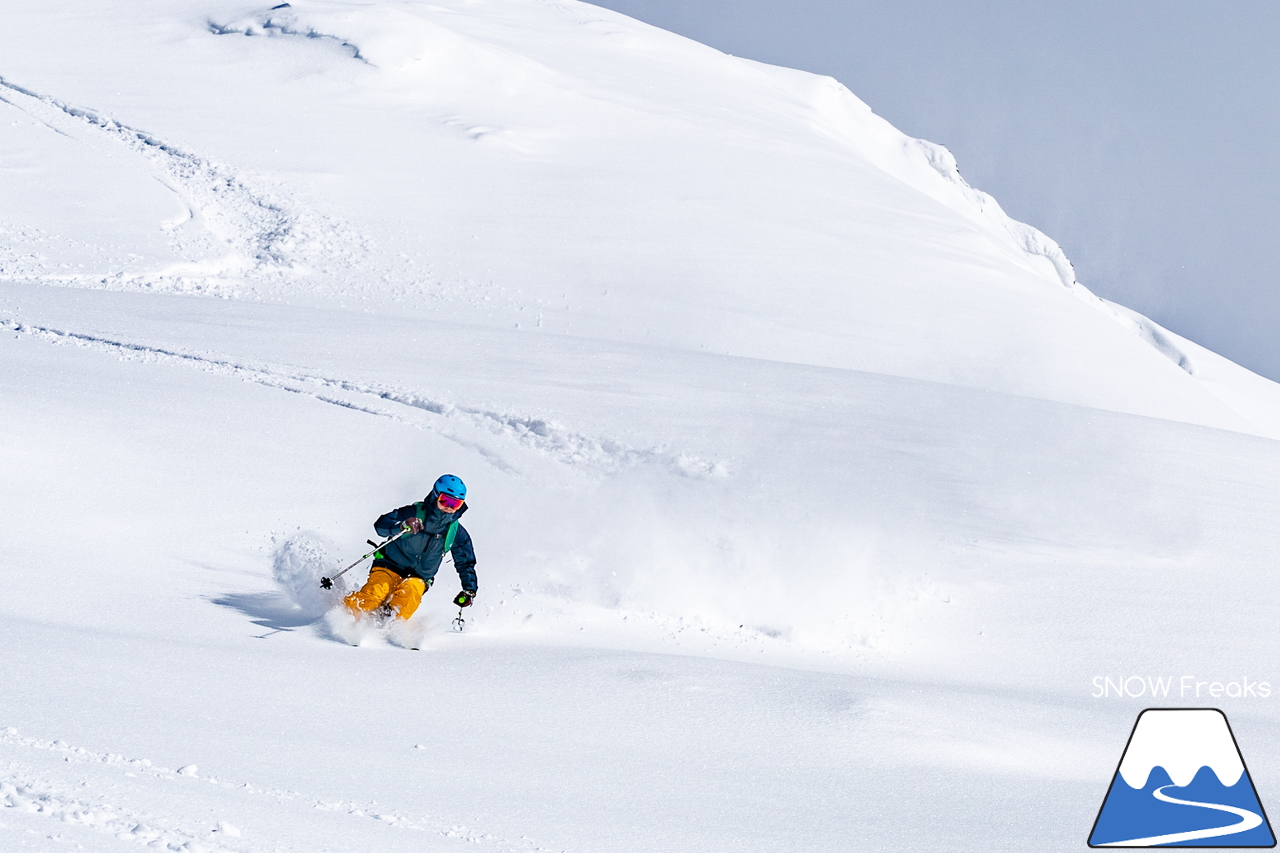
[444,521,459,551]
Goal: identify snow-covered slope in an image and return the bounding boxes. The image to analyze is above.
[4,0,1280,436]
[4,2,1280,851]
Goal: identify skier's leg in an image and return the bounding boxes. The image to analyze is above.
[387,577,427,621]
[343,567,402,615]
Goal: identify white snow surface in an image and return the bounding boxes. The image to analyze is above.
[1118,710,1245,789]
[4,1,1280,851]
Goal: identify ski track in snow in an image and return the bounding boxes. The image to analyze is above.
[0,74,363,296]
[0,318,727,480]
[0,727,564,853]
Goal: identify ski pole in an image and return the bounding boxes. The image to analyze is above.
[452,587,472,632]
[320,529,409,590]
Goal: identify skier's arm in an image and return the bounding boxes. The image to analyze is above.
[374,504,417,539]
[451,525,478,594]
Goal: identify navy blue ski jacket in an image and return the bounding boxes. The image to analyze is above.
[372,491,477,593]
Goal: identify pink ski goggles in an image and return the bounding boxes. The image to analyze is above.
[437,493,464,511]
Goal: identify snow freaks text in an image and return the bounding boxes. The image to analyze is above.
[1092,676,1273,700]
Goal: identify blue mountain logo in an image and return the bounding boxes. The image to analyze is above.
[1090,708,1275,847]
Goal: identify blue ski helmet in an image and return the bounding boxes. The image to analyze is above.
[434,474,467,501]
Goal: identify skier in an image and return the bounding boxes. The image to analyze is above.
[343,474,478,622]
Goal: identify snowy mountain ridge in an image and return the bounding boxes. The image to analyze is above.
[212,0,1205,391]
[753,59,1078,289]
[10,0,1278,438]
[212,1,1082,288]
[214,0,1252,408]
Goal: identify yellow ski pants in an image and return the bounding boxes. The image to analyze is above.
[344,567,426,621]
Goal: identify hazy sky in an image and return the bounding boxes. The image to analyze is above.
[589,0,1280,380]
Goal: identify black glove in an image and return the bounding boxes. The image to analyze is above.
[454,590,475,608]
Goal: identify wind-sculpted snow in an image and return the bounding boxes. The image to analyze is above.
[189,0,1230,408]
[745,60,1209,374]
[0,0,1246,418]
[211,0,1081,293]
[756,61,1081,291]
[207,11,372,64]
[1093,298,1196,375]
